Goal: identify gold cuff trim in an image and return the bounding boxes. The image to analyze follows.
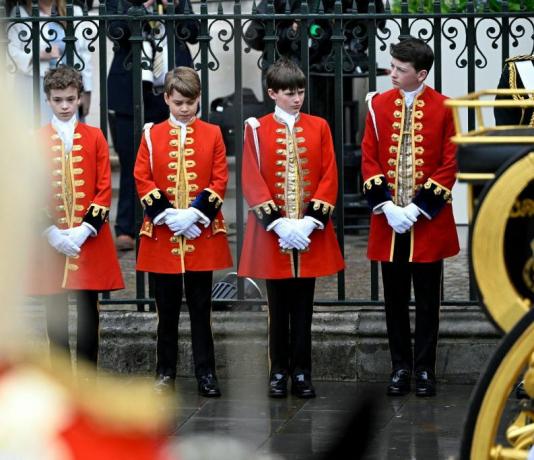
[252,200,278,218]
[140,189,162,207]
[363,174,384,190]
[311,199,335,215]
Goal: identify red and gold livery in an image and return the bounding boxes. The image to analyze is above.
[134,118,233,274]
[238,112,344,279]
[361,85,460,262]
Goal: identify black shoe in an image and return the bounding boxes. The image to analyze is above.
[387,369,411,396]
[415,370,436,397]
[291,373,316,399]
[268,372,288,398]
[154,374,175,394]
[198,373,221,397]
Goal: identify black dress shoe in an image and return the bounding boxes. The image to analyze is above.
[387,369,411,396]
[268,372,288,398]
[291,373,316,399]
[415,370,436,397]
[154,374,175,394]
[198,373,221,397]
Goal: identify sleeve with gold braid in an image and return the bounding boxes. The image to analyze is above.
[251,200,282,230]
[304,199,335,228]
[412,179,452,218]
[83,203,110,233]
[363,174,392,209]
[191,188,223,222]
[140,189,172,220]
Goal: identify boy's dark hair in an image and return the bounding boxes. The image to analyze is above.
[164,67,201,99]
[43,65,84,98]
[265,57,306,92]
[390,37,434,73]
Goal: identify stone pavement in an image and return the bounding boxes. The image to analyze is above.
[172,377,471,460]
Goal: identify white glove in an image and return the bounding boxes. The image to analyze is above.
[382,201,414,234]
[292,217,318,238]
[153,208,170,225]
[272,218,310,251]
[164,208,199,234]
[181,224,202,240]
[63,223,94,248]
[44,225,80,257]
[403,203,421,223]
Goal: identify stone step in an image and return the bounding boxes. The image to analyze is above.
[24,306,501,383]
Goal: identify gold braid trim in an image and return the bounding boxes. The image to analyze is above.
[251,200,278,218]
[140,189,162,208]
[311,199,335,216]
[88,203,110,221]
[505,54,534,63]
[423,178,452,201]
[363,174,384,191]
[205,187,224,209]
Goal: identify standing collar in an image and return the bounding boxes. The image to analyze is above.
[401,83,425,107]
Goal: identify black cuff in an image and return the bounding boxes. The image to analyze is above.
[191,189,223,222]
[140,189,172,220]
[304,200,334,227]
[412,180,452,218]
[83,204,110,233]
[252,201,282,230]
[363,175,392,209]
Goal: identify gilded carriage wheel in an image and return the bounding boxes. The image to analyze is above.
[471,149,534,332]
[460,308,534,459]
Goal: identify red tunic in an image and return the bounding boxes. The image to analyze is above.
[134,118,233,274]
[361,85,460,262]
[238,112,344,279]
[30,123,124,295]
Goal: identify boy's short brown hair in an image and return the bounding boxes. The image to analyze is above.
[43,65,84,98]
[390,37,434,73]
[164,67,201,99]
[265,57,306,92]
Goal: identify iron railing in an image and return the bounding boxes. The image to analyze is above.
[2,0,532,309]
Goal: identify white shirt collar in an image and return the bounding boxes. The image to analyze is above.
[170,114,194,146]
[401,84,425,107]
[51,115,77,154]
[275,105,298,132]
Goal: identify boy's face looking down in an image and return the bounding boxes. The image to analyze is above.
[47,86,80,122]
[390,58,428,92]
[268,88,305,115]
[164,89,200,124]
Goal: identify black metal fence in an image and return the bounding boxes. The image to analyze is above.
[2,0,532,309]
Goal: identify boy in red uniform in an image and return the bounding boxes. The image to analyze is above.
[238,58,344,398]
[134,67,232,396]
[361,37,459,397]
[33,66,124,370]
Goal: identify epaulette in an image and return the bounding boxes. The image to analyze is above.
[505,54,534,63]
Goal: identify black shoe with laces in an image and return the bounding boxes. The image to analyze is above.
[198,373,221,397]
[387,369,411,396]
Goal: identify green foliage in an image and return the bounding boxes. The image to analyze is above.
[390,0,534,13]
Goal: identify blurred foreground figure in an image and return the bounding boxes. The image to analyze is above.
[0,84,173,460]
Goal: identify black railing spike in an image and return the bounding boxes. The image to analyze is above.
[385,0,391,12]
[217,0,223,15]
[284,0,290,14]
[418,0,424,13]
[184,0,192,14]
[251,0,257,14]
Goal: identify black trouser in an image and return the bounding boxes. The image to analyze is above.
[44,290,100,367]
[112,113,136,238]
[381,233,443,374]
[153,271,215,379]
[265,277,316,378]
